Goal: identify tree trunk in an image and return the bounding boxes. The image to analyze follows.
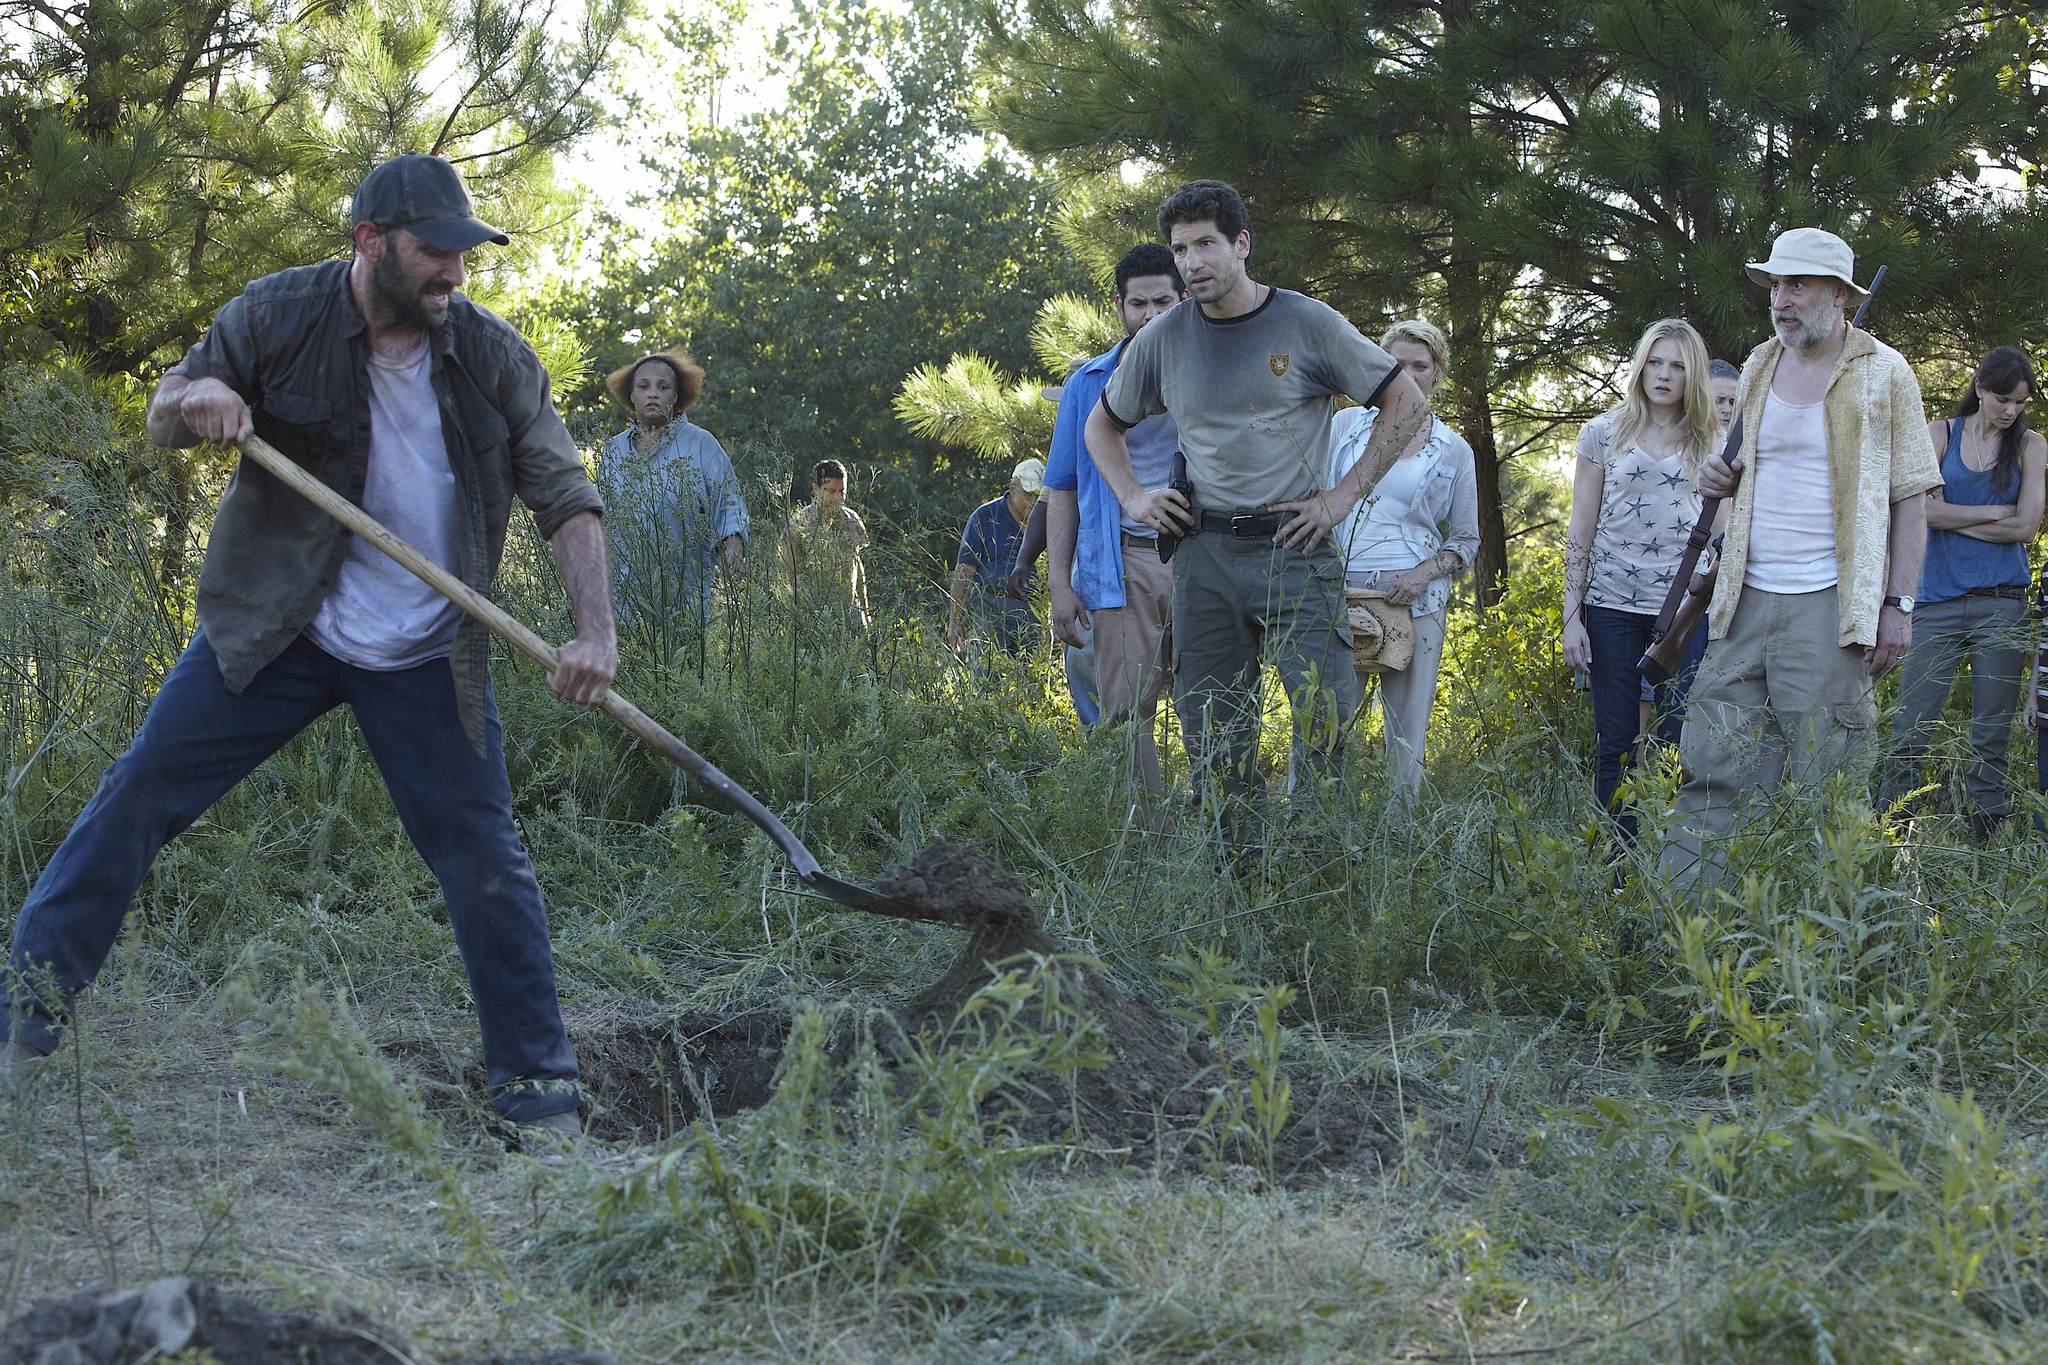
[159,457,194,590]
[1440,0,1506,610]
[1451,345,1507,611]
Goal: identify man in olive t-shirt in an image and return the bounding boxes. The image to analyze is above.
[1084,180,1428,828]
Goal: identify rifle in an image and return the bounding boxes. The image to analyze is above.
[1637,263,1888,683]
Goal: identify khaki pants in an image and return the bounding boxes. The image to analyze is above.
[1093,534,1173,792]
[1171,531,1360,813]
[1376,603,1448,797]
[1661,585,1877,890]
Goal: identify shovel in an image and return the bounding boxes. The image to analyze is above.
[236,434,930,922]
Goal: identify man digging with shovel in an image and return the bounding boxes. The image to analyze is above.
[0,154,612,1139]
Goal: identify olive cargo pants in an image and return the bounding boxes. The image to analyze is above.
[1170,531,1360,812]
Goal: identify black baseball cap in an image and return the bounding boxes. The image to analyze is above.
[350,153,510,251]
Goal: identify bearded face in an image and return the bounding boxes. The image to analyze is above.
[369,229,464,332]
[1769,276,1847,353]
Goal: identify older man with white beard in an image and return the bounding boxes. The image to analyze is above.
[1661,229,1942,888]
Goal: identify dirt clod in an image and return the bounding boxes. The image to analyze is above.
[873,838,1038,926]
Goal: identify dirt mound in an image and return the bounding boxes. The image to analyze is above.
[0,1276,613,1365]
[385,841,1419,1181]
[883,843,1211,1155]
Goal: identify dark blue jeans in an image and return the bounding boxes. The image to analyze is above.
[2,632,579,1121]
[1583,605,1707,845]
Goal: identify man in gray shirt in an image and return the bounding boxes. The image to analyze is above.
[1085,180,1427,833]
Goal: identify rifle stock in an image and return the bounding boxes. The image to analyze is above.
[1638,524,1719,684]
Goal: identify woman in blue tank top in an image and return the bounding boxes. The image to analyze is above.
[1879,346,2046,837]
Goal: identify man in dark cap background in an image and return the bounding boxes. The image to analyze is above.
[0,153,614,1139]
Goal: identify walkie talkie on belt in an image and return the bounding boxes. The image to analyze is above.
[1155,451,1197,564]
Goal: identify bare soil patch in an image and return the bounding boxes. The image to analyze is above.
[387,842,1442,1181]
[0,1275,614,1364]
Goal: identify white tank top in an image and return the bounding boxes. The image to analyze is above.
[1744,390,1837,593]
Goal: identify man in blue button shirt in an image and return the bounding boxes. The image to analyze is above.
[1046,243,1186,793]
[948,459,1044,655]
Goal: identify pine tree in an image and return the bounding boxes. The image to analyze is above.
[0,0,627,380]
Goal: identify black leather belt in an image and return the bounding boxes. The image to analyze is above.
[1966,584,2031,602]
[1197,509,1286,538]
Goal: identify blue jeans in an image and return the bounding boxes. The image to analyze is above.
[1583,605,1707,845]
[2,632,579,1121]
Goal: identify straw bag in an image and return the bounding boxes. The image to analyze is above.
[1345,587,1414,674]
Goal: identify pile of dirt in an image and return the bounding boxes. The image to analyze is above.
[881,841,1213,1155]
[872,838,1040,928]
[0,1277,609,1365]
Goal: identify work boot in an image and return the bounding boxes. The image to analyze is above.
[1,1039,48,1075]
[515,1108,583,1150]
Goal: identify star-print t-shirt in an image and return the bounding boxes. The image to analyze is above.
[1578,411,1703,613]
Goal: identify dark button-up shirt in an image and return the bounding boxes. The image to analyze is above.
[168,259,603,751]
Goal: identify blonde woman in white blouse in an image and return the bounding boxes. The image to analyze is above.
[1326,318,1479,795]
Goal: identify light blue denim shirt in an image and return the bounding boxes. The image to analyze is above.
[598,417,750,624]
[1326,407,1479,618]
[1045,340,1179,612]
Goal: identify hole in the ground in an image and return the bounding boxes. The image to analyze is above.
[574,1009,790,1142]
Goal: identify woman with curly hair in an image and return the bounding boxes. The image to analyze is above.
[597,348,750,639]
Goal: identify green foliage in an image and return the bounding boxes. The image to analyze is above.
[226,976,512,1291]
[0,0,627,380]
[563,968,1103,1298]
[1165,946,1294,1189]
[535,0,1093,521]
[894,353,1052,465]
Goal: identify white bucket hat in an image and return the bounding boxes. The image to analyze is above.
[1011,457,1046,494]
[1744,227,1868,300]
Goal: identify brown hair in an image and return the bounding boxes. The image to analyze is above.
[1954,346,2036,496]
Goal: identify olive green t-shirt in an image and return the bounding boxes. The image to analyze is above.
[1099,288,1399,511]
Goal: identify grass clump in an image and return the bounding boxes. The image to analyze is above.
[6,384,2048,1359]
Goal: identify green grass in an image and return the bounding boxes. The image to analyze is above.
[5,390,2048,1361]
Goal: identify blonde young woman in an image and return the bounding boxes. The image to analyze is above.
[1561,318,1719,844]
[1325,318,1479,795]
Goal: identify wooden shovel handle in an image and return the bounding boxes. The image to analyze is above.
[234,433,825,880]
[240,435,559,672]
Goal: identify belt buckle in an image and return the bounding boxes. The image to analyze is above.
[1229,513,1260,537]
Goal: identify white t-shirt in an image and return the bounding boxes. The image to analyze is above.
[1339,447,1429,573]
[306,337,464,668]
[1744,391,1837,593]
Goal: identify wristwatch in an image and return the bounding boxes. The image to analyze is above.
[1884,594,1915,615]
